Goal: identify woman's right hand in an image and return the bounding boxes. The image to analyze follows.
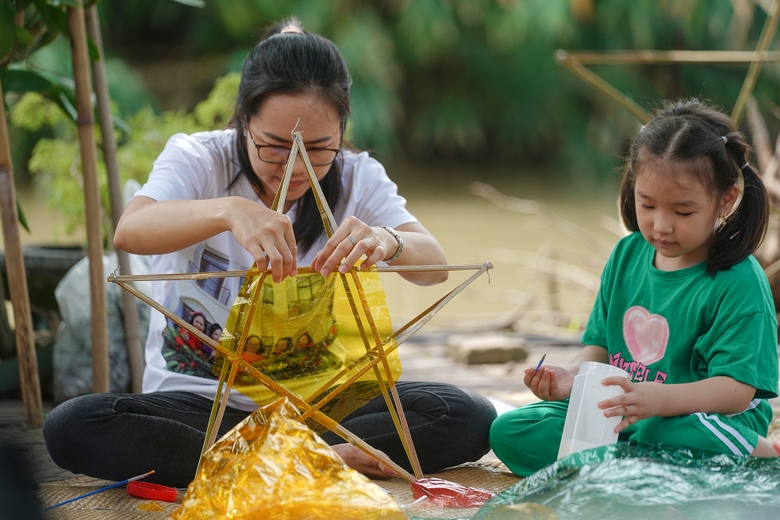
[224,197,298,283]
[524,364,575,401]
[115,196,298,283]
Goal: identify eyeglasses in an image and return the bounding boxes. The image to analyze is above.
[246,125,341,167]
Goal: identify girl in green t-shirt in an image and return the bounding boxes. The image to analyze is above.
[491,99,780,476]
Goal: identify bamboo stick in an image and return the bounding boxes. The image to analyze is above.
[85,6,145,393]
[68,3,109,393]
[746,96,774,172]
[554,50,652,123]
[0,77,43,428]
[344,271,423,478]
[107,263,489,283]
[732,0,780,126]
[558,50,780,64]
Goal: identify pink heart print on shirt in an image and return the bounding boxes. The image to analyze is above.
[622,306,669,365]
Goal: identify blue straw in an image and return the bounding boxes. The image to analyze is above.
[44,470,155,510]
[535,353,547,370]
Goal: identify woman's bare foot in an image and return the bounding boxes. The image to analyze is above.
[332,444,398,479]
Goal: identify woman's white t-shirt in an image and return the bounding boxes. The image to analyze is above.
[133,129,417,410]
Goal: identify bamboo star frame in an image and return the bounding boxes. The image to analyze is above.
[108,128,492,484]
[554,0,780,126]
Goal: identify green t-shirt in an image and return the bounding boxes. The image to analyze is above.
[582,232,778,399]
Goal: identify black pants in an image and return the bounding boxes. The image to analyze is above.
[43,381,496,487]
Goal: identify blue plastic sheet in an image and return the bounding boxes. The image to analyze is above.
[471,443,780,520]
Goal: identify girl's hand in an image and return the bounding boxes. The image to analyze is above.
[524,364,575,401]
[226,198,298,283]
[598,378,665,433]
[311,216,396,276]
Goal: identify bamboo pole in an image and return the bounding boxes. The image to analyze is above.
[107,263,486,283]
[0,76,43,428]
[85,6,144,393]
[558,50,780,64]
[68,3,109,393]
[554,50,652,123]
[732,0,780,126]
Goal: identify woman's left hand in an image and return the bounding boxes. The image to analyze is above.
[311,216,396,276]
[597,378,666,433]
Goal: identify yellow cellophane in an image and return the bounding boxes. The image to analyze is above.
[214,268,401,431]
[169,398,405,520]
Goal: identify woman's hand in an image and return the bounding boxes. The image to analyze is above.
[115,196,298,283]
[310,219,449,285]
[524,364,575,401]
[331,444,397,479]
[311,216,395,276]
[224,198,298,283]
[598,378,665,433]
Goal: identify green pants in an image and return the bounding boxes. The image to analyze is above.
[489,398,772,477]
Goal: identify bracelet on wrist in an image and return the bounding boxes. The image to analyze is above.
[378,225,403,263]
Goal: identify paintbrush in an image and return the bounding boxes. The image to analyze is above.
[44,470,156,510]
[535,353,547,371]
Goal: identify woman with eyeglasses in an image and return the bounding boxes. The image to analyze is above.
[43,18,496,487]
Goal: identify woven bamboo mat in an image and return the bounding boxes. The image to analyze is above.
[380,458,521,519]
[37,459,520,520]
[38,476,183,520]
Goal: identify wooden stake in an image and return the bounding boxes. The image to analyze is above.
[68,3,109,393]
[0,77,43,428]
[85,6,145,393]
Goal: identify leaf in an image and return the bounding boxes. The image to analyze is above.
[111,113,130,134]
[0,69,53,93]
[13,26,35,48]
[170,0,205,7]
[35,82,79,122]
[0,0,15,63]
[32,0,69,36]
[16,197,30,234]
[47,0,80,7]
[86,34,99,61]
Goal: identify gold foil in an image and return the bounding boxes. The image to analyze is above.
[170,398,404,519]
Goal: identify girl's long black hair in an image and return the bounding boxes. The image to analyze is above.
[619,99,769,276]
[229,17,350,254]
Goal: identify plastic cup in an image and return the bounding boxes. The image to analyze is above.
[557,361,629,459]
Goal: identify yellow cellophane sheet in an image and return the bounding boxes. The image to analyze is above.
[169,398,405,520]
[214,269,401,429]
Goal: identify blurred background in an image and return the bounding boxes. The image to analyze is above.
[5,0,780,335]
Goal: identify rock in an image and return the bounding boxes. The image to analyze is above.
[446,334,528,365]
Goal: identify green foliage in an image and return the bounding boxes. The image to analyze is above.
[8,73,241,242]
[105,0,774,179]
[8,0,780,230]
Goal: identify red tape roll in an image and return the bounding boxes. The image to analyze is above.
[127,481,178,502]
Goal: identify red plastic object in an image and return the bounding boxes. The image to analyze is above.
[411,477,494,508]
[127,481,178,502]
